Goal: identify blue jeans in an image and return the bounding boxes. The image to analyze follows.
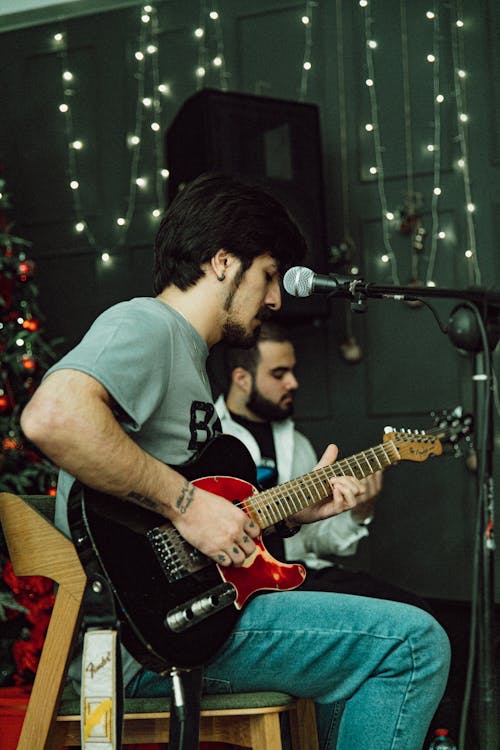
[125,590,450,750]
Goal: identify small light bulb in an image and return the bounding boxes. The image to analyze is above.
[135,51,145,61]
[143,5,152,11]
[136,177,147,188]
[458,69,466,78]
[147,44,157,54]
[152,208,161,218]
[213,56,223,67]
[359,0,368,6]
[427,280,436,287]
[117,217,126,226]
[302,16,310,25]
[17,317,24,324]
[128,134,140,146]
[465,249,473,258]
[427,54,436,63]
[71,140,83,150]
[426,11,435,19]
[158,83,171,94]
[369,166,377,175]
[151,122,160,131]
[194,27,204,38]
[59,103,69,113]
[142,97,153,107]
[386,212,394,220]
[62,70,73,81]
[427,144,435,152]
[351,266,359,275]
[381,254,389,263]
[209,11,219,20]
[16,338,24,347]
[196,66,206,78]
[436,94,444,103]
[459,113,468,122]
[54,32,64,42]
[467,203,475,213]
[457,158,465,169]
[438,231,446,239]
[101,252,110,262]
[433,187,442,195]
[75,221,86,232]
[303,61,312,71]
[365,123,374,131]
[141,14,150,23]
[456,19,464,28]
[365,78,374,87]
[368,40,377,49]
[70,180,79,190]
[161,169,170,179]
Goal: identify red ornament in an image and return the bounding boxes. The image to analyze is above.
[17,259,35,279]
[0,393,10,411]
[20,353,37,371]
[22,318,40,332]
[3,436,19,451]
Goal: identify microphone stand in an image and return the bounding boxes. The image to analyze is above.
[326,279,500,749]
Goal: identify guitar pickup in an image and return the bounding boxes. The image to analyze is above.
[165,583,237,633]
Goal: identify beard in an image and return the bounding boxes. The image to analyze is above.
[221,320,261,348]
[221,271,272,347]
[247,384,295,422]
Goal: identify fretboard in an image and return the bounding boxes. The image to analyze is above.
[246,440,401,529]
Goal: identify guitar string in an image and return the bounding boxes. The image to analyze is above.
[156,421,464,558]
[232,424,458,524]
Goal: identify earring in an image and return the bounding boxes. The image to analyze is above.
[217,273,225,281]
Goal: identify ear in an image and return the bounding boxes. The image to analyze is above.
[231,366,252,394]
[210,248,233,280]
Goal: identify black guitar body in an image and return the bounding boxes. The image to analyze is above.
[68,435,260,672]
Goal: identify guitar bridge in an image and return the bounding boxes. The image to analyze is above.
[146,524,209,581]
[165,583,237,633]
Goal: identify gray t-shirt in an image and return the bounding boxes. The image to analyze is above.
[47,296,222,687]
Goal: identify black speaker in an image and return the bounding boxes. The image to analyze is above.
[165,88,329,319]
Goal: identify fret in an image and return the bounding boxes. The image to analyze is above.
[244,438,408,530]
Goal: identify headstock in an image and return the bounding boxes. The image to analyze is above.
[383,430,443,462]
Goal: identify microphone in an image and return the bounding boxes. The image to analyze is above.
[283,266,357,298]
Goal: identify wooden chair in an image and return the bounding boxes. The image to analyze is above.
[0,492,319,750]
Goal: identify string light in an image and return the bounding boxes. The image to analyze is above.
[56,4,166,258]
[300,1,316,100]
[426,2,443,285]
[451,0,481,284]
[361,5,400,283]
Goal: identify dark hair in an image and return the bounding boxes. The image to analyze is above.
[153,173,307,293]
[225,321,293,378]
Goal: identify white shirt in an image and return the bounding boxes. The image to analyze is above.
[215,395,370,569]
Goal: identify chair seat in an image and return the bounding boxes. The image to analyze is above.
[59,687,297,715]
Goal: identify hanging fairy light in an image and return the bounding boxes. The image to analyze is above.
[55,4,166,258]
[300,2,316,100]
[361,5,400,284]
[451,2,481,285]
[426,2,443,286]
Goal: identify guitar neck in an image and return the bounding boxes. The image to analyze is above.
[246,440,401,529]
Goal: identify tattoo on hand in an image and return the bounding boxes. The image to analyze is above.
[176,480,195,514]
[217,554,226,563]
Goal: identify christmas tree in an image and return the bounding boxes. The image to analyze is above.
[0,173,61,686]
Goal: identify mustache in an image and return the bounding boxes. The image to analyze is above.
[256,308,273,322]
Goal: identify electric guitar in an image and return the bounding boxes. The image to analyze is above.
[68,420,468,672]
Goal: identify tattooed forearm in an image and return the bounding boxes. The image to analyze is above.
[176,479,195,514]
[125,492,163,513]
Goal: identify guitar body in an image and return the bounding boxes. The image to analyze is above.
[68,435,306,672]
